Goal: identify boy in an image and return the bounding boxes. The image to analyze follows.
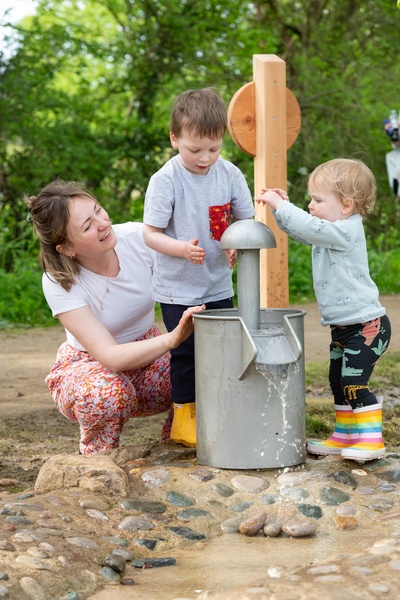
[143,88,254,447]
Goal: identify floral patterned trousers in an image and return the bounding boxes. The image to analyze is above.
[45,325,171,455]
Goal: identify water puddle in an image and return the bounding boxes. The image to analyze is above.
[89,529,374,599]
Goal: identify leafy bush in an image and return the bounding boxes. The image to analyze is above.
[2,242,399,327]
[0,260,53,328]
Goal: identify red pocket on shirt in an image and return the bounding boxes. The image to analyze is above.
[209,203,231,241]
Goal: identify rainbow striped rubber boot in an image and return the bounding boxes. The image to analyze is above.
[307,404,359,455]
[341,401,385,462]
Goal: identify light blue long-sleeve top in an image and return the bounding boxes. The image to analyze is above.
[273,202,385,326]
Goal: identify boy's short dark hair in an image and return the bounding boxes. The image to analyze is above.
[170,88,227,140]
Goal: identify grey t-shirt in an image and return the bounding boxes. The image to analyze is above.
[144,155,254,304]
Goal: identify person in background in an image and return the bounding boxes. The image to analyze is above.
[27,180,203,455]
[256,158,391,462]
[383,109,400,199]
[143,88,254,448]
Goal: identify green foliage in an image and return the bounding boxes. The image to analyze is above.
[0,260,53,327]
[1,0,400,323]
[288,239,315,303]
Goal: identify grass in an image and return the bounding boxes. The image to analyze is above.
[306,350,400,392]
[305,349,400,451]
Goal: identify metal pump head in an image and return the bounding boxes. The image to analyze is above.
[220,219,276,250]
[220,219,276,331]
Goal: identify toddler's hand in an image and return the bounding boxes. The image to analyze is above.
[256,188,289,211]
[183,238,206,264]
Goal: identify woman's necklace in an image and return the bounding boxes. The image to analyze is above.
[79,251,113,310]
[98,276,110,310]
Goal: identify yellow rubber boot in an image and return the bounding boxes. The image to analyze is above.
[170,403,196,448]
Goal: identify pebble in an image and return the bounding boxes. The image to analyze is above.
[239,511,267,536]
[133,538,157,550]
[166,491,195,506]
[19,577,46,600]
[78,495,111,511]
[263,520,282,537]
[86,508,109,520]
[281,520,317,537]
[231,475,270,493]
[212,483,234,497]
[319,486,350,505]
[118,516,154,531]
[167,526,205,540]
[119,498,166,513]
[231,501,253,512]
[220,516,243,533]
[66,537,100,550]
[328,470,358,488]
[0,448,400,599]
[280,487,309,501]
[15,555,54,570]
[296,503,323,519]
[132,557,176,568]
[277,472,312,486]
[141,467,170,487]
[177,508,210,520]
[333,515,358,530]
[189,467,214,482]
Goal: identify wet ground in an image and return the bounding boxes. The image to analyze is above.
[1,297,400,599]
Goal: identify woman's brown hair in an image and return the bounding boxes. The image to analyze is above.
[26,180,97,291]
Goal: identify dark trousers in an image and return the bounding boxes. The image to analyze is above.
[329,315,391,409]
[161,298,233,404]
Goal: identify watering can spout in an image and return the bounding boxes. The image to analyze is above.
[238,311,305,380]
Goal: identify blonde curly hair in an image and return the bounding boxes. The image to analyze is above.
[308,158,376,218]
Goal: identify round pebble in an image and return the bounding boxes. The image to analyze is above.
[282,521,317,537]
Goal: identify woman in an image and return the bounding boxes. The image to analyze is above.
[27,180,203,455]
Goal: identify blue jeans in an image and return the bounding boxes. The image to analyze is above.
[161,298,233,404]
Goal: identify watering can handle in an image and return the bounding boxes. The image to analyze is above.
[238,318,258,380]
[283,313,303,362]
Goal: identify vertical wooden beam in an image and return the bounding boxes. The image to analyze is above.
[253,55,289,308]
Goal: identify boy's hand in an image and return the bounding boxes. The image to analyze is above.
[224,248,237,269]
[256,188,289,211]
[183,238,206,264]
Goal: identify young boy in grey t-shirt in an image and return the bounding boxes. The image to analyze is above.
[143,88,254,448]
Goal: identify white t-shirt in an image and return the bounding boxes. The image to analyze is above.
[42,222,156,351]
[144,155,255,305]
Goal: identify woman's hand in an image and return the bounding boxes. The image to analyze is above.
[170,305,205,348]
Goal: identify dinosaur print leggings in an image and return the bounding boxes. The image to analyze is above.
[329,315,391,409]
[45,325,171,454]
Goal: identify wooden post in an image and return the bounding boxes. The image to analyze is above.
[253,55,288,308]
[228,54,301,308]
